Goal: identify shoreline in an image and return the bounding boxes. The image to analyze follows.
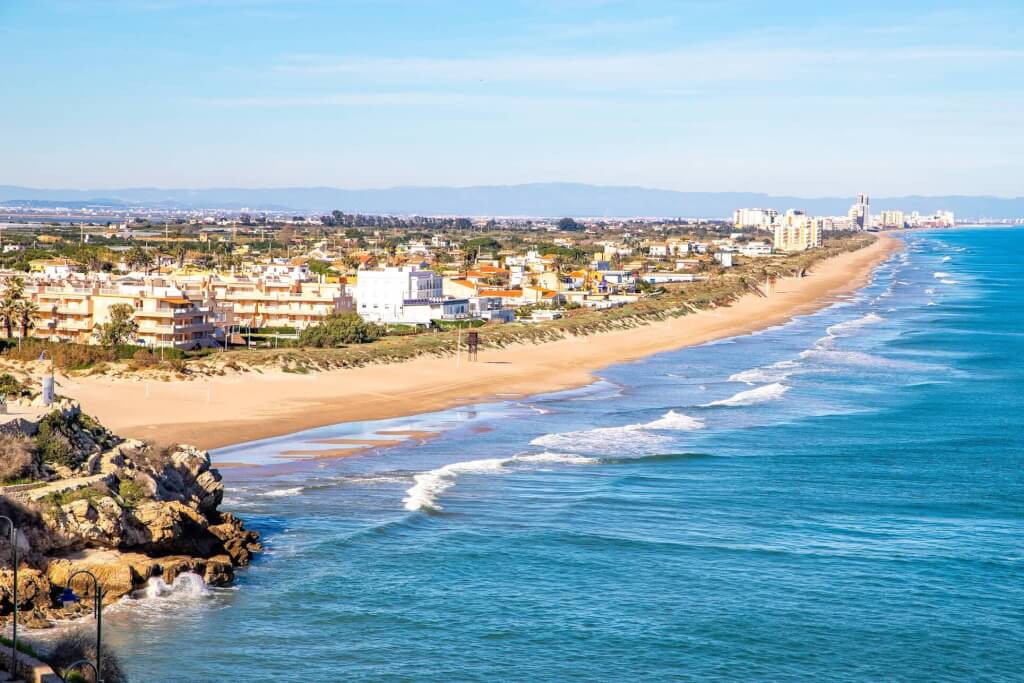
[59,235,901,451]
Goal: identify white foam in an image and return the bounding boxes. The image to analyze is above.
[940,279,958,285]
[403,457,509,512]
[531,424,669,454]
[825,312,884,337]
[942,256,952,262]
[729,359,799,385]
[933,271,951,278]
[802,349,935,372]
[139,572,210,601]
[403,452,596,512]
[703,382,789,407]
[644,410,705,431]
[263,486,304,497]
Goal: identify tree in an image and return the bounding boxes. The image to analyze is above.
[94,303,139,347]
[307,259,333,277]
[0,276,26,338]
[297,313,383,347]
[124,246,153,273]
[15,299,38,339]
[557,217,582,232]
[173,244,188,269]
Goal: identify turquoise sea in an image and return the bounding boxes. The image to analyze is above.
[104,228,1022,681]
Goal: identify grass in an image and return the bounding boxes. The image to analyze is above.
[117,479,146,508]
[41,484,109,511]
[0,634,43,660]
[0,478,40,487]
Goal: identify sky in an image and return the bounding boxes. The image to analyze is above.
[1,0,1022,196]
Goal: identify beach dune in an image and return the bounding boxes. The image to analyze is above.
[60,236,899,450]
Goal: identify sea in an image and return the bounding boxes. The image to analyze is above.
[98,228,1022,681]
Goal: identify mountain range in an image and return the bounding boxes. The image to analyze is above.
[2,183,1022,219]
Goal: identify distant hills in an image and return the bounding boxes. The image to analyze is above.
[1,183,1022,219]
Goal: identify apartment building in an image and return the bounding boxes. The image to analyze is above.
[773,210,823,252]
[18,276,217,349]
[194,276,352,330]
[733,208,779,229]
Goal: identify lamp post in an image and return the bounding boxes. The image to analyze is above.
[59,569,104,682]
[0,515,17,674]
[61,658,99,683]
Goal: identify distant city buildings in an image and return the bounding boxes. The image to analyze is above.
[878,210,905,228]
[733,208,778,229]
[732,191,958,252]
[773,209,822,252]
[849,193,870,231]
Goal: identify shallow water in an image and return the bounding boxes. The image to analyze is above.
[103,228,1022,681]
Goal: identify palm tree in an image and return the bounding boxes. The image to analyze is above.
[0,298,17,339]
[0,276,26,339]
[15,300,37,340]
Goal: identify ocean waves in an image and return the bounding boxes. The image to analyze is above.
[702,382,789,407]
[530,409,705,455]
[403,409,709,512]
[403,452,597,512]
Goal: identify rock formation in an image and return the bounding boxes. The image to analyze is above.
[0,400,260,626]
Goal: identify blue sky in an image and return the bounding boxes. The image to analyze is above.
[1,0,1021,195]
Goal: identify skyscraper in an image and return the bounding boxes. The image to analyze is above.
[848,193,870,230]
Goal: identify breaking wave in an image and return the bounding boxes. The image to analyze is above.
[263,486,304,497]
[403,452,597,512]
[138,572,211,601]
[703,382,789,407]
[825,312,884,338]
[645,410,705,431]
[729,360,799,385]
[530,410,704,455]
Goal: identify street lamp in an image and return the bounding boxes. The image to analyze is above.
[59,569,104,682]
[0,516,17,674]
[60,658,99,683]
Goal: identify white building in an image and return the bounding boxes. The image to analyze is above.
[733,208,778,229]
[355,265,468,326]
[878,210,905,228]
[848,193,870,231]
[738,242,773,257]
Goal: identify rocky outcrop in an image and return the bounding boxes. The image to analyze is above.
[0,402,260,627]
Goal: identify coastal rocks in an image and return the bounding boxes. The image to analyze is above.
[48,552,151,603]
[0,568,50,613]
[0,406,261,627]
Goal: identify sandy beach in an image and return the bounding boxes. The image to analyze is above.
[59,235,900,450]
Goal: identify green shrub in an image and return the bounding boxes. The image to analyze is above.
[117,478,146,508]
[42,483,109,509]
[34,411,77,467]
[0,372,28,397]
[297,313,383,347]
